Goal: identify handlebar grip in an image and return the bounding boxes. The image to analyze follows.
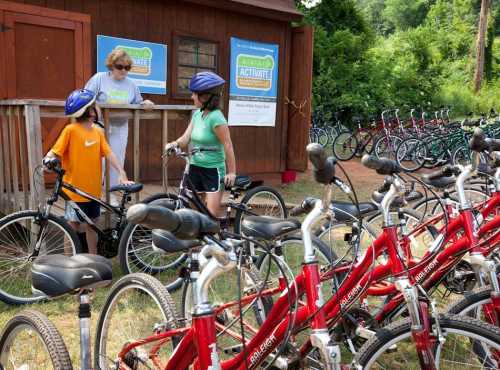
[469,128,487,152]
[306,143,328,170]
[485,138,500,152]
[289,197,317,216]
[306,143,336,185]
[361,155,401,175]
[425,165,456,181]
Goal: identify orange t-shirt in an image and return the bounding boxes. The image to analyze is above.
[51,123,112,202]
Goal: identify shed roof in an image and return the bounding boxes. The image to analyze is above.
[183,0,303,22]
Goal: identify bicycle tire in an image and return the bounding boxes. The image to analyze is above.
[0,210,80,305]
[355,314,500,369]
[355,130,374,157]
[396,137,427,172]
[374,135,402,160]
[233,185,288,235]
[118,192,187,293]
[0,309,72,370]
[447,286,498,324]
[333,132,357,161]
[94,273,179,370]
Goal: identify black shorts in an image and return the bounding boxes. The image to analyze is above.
[65,200,101,222]
[188,165,224,193]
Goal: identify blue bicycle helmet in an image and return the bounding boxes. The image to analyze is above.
[189,71,225,93]
[65,89,97,118]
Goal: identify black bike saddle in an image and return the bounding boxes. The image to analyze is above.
[110,183,144,193]
[32,254,112,297]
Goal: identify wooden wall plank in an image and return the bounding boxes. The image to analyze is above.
[133,109,140,202]
[0,107,6,210]
[24,104,45,209]
[8,107,20,210]
[16,106,29,209]
[2,107,12,212]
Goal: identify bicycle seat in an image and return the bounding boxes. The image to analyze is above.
[31,254,112,297]
[371,190,423,207]
[226,175,251,191]
[152,229,201,252]
[330,201,378,221]
[421,175,455,189]
[241,216,300,240]
[110,183,143,193]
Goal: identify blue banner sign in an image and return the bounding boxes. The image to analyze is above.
[228,37,279,126]
[97,35,167,95]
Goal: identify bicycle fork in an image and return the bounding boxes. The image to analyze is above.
[302,199,341,370]
[396,279,443,370]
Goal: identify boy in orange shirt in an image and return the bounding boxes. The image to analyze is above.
[44,89,133,254]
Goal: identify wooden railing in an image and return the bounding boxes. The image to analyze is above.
[0,99,194,215]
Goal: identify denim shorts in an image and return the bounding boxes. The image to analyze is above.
[64,200,100,222]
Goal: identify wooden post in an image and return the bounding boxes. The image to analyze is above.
[2,107,12,213]
[8,106,20,211]
[103,108,111,227]
[162,110,168,192]
[0,107,5,212]
[133,109,140,202]
[17,106,29,209]
[24,104,45,209]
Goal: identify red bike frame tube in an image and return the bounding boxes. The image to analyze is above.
[303,262,327,329]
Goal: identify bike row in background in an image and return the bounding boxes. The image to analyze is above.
[313,106,500,171]
[0,128,500,368]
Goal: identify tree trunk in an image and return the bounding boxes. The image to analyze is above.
[473,0,490,93]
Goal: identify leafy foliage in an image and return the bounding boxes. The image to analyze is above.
[302,0,499,123]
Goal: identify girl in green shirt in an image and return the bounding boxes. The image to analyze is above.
[166,72,236,218]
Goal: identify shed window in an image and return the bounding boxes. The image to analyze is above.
[177,38,218,95]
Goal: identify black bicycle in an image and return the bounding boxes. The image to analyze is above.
[118,146,288,292]
[0,157,166,305]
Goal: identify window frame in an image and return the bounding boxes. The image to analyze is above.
[171,31,220,99]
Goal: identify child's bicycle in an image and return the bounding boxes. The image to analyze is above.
[0,157,167,305]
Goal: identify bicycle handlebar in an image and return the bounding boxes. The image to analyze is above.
[306,143,336,185]
[126,204,220,239]
[361,155,401,175]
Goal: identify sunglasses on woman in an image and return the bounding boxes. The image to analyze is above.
[114,64,131,71]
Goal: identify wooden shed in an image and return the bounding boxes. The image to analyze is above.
[0,0,313,185]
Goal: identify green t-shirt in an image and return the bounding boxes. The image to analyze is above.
[190,109,227,169]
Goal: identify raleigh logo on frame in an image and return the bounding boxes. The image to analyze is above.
[236,54,274,91]
[117,45,153,76]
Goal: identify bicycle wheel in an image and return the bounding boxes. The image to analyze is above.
[447,286,498,325]
[452,146,472,166]
[374,135,402,160]
[355,314,500,369]
[233,186,287,235]
[94,273,179,370]
[118,192,187,293]
[317,128,329,147]
[0,210,80,305]
[0,309,72,370]
[333,132,357,161]
[355,130,374,156]
[396,137,427,172]
[255,235,339,301]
